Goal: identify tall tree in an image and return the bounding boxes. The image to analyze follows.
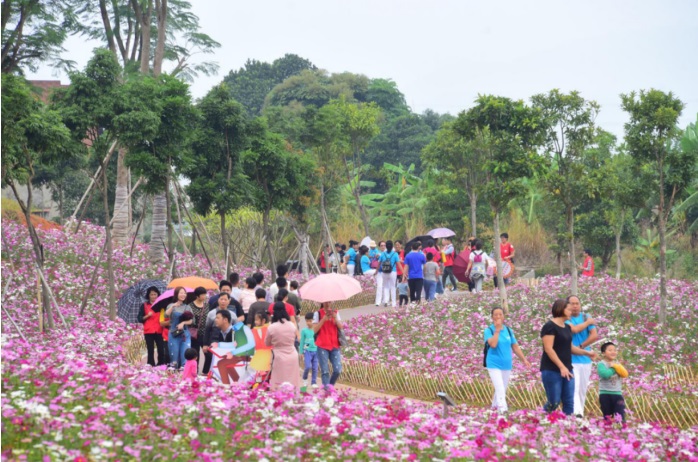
[184,83,247,275]
[455,95,545,312]
[621,89,688,323]
[531,90,599,296]
[328,97,381,235]
[1,73,75,327]
[1,0,77,73]
[423,120,487,237]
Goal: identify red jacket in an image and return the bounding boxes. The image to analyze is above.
[139,303,163,335]
[315,308,340,350]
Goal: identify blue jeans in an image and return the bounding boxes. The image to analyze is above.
[168,330,191,368]
[317,347,342,386]
[303,350,319,384]
[541,369,575,415]
[436,278,444,295]
[423,279,437,301]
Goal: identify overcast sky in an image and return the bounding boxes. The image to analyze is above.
[29,0,698,139]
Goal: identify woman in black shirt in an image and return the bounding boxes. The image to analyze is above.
[540,299,597,415]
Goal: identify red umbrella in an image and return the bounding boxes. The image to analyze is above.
[452,249,471,283]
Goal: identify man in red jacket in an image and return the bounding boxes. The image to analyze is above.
[441,237,458,291]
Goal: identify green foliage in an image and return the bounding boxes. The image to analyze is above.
[184,83,248,216]
[1,0,77,73]
[223,54,315,115]
[365,78,408,117]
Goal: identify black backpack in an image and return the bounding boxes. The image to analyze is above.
[483,326,513,367]
[380,252,394,273]
[354,255,364,276]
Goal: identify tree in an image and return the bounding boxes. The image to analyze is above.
[455,95,545,312]
[673,116,698,244]
[1,0,77,73]
[365,78,409,117]
[184,83,247,275]
[328,97,382,235]
[241,118,315,270]
[531,90,599,296]
[423,120,487,237]
[621,89,689,323]
[223,54,315,115]
[1,73,74,327]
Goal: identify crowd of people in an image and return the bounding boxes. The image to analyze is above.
[137,265,345,393]
[484,296,626,423]
[137,234,615,419]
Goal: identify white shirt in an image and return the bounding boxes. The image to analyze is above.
[313,311,342,323]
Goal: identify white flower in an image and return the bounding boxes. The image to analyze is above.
[188,429,199,440]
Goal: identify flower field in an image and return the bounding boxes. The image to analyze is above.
[339,276,698,425]
[2,220,698,460]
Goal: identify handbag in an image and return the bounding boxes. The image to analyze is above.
[337,328,348,347]
[188,327,198,340]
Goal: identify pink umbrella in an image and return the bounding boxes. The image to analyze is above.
[152,287,196,312]
[428,227,456,238]
[299,273,362,303]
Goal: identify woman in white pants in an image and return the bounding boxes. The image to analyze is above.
[484,307,531,413]
[378,241,399,307]
[344,240,359,276]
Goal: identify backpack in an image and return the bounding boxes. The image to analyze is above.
[354,257,364,276]
[483,326,513,367]
[473,251,483,263]
[381,252,394,273]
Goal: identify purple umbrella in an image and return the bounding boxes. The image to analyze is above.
[152,287,197,312]
[428,227,456,239]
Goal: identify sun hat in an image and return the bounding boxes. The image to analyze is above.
[369,240,377,248]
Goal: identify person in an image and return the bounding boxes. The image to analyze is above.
[252,272,265,294]
[188,287,209,362]
[158,305,170,365]
[229,272,242,302]
[372,241,386,306]
[249,311,272,379]
[397,279,409,306]
[540,299,597,415]
[239,277,257,314]
[465,237,476,292]
[277,277,301,323]
[313,302,343,387]
[267,265,288,302]
[344,240,359,276]
[359,245,373,276]
[165,287,194,369]
[208,280,232,311]
[466,239,488,293]
[403,242,426,303]
[290,280,300,297]
[246,288,269,327]
[580,249,594,277]
[378,240,400,307]
[268,288,297,323]
[138,286,166,366]
[565,295,598,417]
[597,342,628,423]
[395,240,405,282]
[423,240,443,296]
[265,302,301,392]
[441,237,458,291]
[484,307,531,413]
[319,244,330,273]
[182,348,198,381]
[212,308,255,385]
[300,312,319,390]
[202,293,244,374]
[423,252,441,301]
[499,233,515,285]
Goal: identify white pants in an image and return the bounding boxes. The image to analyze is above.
[364,269,376,277]
[472,276,483,293]
[487,368,511,413]
[374,270,384,305]
[381,271,397,307]
[347,264,355,276]
[573,363,592,415]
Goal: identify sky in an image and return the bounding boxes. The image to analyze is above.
[29,0,698,140]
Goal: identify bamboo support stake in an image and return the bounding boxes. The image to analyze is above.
[35,264,67,328]
[37,274,43,333]
[71,140,119,221]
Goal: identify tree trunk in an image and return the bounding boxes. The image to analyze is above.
[263,208,277,271]
[567,206,578,296]
[103,170,116,320]
[321,186,331,272]
[149,193,167,264]
[299,231,309,279]
[58,184,64,223]
[153,0,167,76]
[354,186,370,236]
[557,251,563,275]
[469,192,477,237]
[615,209,625,280]
[112,147,129,246]
[658,162,668,324]
[221,210,230,277]
[493,210,509,313]
[191,227,197,255]
[165,175,173,258]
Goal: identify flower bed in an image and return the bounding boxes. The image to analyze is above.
[339,276,698,426]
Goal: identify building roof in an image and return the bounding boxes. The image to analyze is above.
[28,80,68,103]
